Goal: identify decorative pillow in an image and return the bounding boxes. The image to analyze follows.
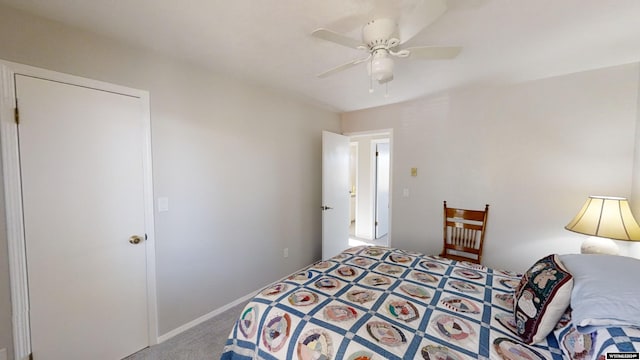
[512,254,573,344]
[560,254,640,333]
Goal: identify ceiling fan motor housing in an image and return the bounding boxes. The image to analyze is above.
[363,18,399,51]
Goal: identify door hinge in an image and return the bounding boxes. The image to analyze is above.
[14,106,19,124]
[376,151,379,157]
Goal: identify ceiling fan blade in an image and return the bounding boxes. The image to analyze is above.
[398,0,447,44]
[312,28,363,49]
[405,46,462,60]
[317,56,371,78]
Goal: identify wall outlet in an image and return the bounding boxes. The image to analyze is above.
[283,248,289,258]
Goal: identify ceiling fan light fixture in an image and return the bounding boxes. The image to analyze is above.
[370,51,394,82]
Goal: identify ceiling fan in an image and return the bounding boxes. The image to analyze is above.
[312,0,461,88]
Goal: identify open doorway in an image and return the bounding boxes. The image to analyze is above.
[348,131,391,247]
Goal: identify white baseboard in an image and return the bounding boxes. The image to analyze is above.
[157,291,256,343]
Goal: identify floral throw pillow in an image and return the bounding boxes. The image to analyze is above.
[512,254,573,344]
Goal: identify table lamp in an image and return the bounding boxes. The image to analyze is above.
[565,196,640,255]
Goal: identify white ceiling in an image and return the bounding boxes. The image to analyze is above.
[2,0,640,112]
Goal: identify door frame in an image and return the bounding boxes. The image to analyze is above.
[0,60,158,359]
[345,129,393,245]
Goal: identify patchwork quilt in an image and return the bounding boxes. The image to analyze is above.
[221,246,639,360]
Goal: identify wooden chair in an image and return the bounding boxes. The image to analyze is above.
[441,201,489,264]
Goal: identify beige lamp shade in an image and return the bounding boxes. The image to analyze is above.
[565,196,640,241]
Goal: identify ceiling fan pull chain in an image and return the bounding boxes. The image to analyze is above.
[369,57,374,93]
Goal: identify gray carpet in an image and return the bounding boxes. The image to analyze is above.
[124,301,247,360]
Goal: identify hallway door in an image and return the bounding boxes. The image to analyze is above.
[322,131,350,259]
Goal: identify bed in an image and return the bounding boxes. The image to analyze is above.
[221,246,640,360]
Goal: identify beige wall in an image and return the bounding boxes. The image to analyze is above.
[342,62,640,271]
[631,68,640,259]
[0,4,340,357]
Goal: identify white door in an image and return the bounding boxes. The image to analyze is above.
[322,131,350,260]
[16,74,150,359]
[375,142,390,238]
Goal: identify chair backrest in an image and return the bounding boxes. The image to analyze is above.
[441,201,489,264]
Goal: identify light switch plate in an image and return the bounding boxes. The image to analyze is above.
[158,197,169,212]
[411,167,418,177]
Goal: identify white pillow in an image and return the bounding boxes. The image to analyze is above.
[560,254,640,333]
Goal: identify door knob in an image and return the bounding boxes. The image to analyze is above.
[321,205,333,211]
[129,235,143,245]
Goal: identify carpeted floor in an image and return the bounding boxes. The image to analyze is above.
[124,301,247,360]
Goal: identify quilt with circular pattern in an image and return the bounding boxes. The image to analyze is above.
[221,246,639,360]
